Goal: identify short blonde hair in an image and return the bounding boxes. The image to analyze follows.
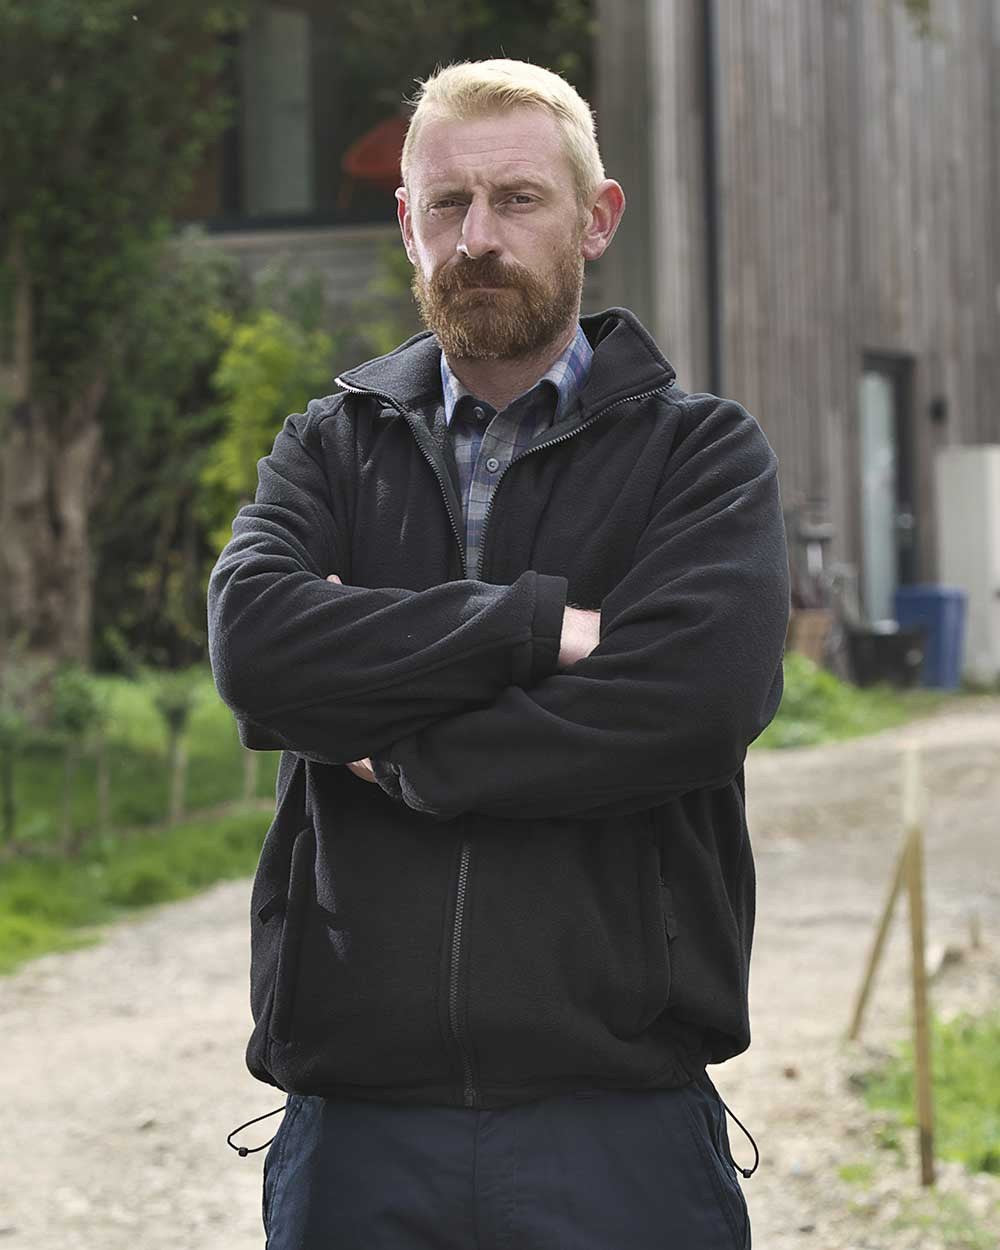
[400,58,605,209]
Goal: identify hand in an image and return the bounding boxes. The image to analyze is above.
[557,605,601,669]
[345,757,377,783]
[327,573,375,781]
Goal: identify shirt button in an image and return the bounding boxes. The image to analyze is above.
[486,456,500,472]
[474,406,487,421]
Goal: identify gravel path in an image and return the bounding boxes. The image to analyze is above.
[2,697,998,1249]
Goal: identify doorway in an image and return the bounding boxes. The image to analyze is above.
[857,354,918,623]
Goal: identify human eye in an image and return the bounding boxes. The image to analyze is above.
[425,197,462,213]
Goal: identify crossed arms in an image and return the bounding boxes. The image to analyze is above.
[207,397,790,824]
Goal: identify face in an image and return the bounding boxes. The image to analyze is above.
[397,107,616,361]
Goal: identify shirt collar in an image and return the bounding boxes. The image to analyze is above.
[440,323,593,427]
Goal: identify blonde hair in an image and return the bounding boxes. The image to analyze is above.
[400,58,605,209]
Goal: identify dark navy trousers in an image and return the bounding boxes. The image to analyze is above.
[261,1068,751,1249]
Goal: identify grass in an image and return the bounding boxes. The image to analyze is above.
[1,665,280,975]
[837,1160,876,1185]
[858,1010,1000,1175]
[840,1013,1000,1247]
[754,651,957,749]
[0,804,272,974]
[847,1187,1000,1250]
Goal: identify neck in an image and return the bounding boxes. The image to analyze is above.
[445,320,579,412]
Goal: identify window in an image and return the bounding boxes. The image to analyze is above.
[176,1,594,231]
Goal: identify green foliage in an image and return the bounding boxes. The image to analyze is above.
[755,651,950,749]
[97,234,419,665]
[333,0,594,142]
[142,664,203,736]
[1,0,251,398]
[859,1010,1000,1175]
[0,664,31,751]
[197,236,426,561]
[8,666,277,845]
[50,664,101,739]
[199,305,337,552]
[91,230,241,670]
[0,805,271,973]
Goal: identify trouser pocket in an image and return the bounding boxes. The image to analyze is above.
[677,1072,752,1250]
[262,1095,301,1241]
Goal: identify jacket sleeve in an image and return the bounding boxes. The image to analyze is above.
[370,395,791,821]
[207,403,568,766]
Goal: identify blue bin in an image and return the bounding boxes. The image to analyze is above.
[893,585,967,689]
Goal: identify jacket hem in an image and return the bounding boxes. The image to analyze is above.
[253,1043,710,1111]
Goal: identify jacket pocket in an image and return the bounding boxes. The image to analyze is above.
[464,813,683,1088]
[268,823,315,1045]
[633,831,676,1035]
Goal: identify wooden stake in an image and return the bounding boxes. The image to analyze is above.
[847,832,908,1041]
[902,745,935,1187]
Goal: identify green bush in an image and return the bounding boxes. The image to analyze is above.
[755,651,949,749]
[199,306,338,553]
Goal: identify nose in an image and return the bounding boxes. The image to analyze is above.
[457,196,502,260]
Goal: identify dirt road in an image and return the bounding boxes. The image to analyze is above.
[2,697,998,1249]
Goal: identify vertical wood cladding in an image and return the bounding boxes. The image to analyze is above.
[605,0,1000,580]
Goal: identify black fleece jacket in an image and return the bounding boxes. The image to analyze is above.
[207,306,790,1109]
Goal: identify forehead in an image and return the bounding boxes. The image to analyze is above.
[408,106,575,194]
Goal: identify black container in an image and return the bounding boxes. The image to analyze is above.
[846,624,927,689]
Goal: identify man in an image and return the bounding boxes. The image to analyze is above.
[209,57,788,1250]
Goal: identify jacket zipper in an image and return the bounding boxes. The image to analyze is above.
[333,373,673,1108]
[335,374,479,1104]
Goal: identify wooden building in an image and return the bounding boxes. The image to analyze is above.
[597,0,1000,623]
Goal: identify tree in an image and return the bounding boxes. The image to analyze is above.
[90,228,241,672]
[0,0,249,679]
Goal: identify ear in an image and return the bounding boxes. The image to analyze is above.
[579,179,626,262]
[396,187,417,264]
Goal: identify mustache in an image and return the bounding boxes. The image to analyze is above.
[434,257,529,293]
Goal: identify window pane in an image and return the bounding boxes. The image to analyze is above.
[240,3,314,216]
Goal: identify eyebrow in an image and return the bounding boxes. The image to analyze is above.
[422,178,554,200]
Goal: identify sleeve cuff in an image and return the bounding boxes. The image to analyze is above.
[371,755,404,800]
[526,571,568,686]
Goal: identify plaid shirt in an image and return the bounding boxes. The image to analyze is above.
[441,323,593,580]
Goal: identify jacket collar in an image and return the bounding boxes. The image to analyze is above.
[334,307,677,425]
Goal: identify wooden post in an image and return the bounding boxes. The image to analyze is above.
[847,831,908,1041]
[902,745,935,1187]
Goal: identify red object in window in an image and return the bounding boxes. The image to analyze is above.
[341,116,409,190]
